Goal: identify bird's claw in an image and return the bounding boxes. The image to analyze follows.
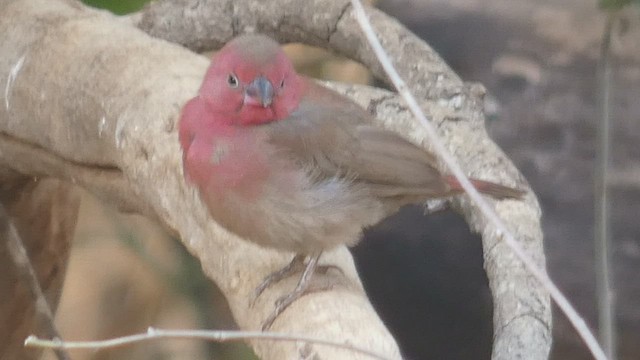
[250,254,306,307]
[256,252,328,330]
[262,292,299,330]
[252,252,348,329]
[261,279,335,330]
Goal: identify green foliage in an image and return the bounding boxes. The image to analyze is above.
[82,0,152,15]
[598,0,638,10]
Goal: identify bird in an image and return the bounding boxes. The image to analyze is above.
[179,34,524,329]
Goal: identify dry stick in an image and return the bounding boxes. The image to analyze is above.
[0,202,71,360]
[25,327,393,360]
[594,11,617,360]
[348,1,608,359]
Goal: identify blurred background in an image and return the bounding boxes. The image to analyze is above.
[27,0,640,359]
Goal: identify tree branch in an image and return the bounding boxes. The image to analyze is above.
[0,0,551,359]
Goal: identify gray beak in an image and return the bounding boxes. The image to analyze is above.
[245,76,274,107]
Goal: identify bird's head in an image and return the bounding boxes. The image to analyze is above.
[199,34,304,126]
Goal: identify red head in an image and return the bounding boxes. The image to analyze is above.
[198,34,305,126]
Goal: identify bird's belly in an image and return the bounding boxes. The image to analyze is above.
[184,133,385,255]
[185,134,272,201]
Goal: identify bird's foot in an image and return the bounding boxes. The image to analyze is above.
[261,253,335,330]
[250,253,343,308]
[250,254,306,307]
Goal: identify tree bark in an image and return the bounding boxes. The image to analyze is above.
[0,0,550,359]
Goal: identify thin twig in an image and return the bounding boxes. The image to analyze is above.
[348,1,608,359]
[0,202,71,360]
[25,327,394,360]
[595,10,617,360]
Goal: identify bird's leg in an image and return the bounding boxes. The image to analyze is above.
[262,252,330,330]
[251,252,344,307]
[250,254,307,306]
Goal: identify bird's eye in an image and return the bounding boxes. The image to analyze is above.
[227,74,239,88]
[279,79,285,88]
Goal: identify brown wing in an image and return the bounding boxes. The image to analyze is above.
[264,81,451,206]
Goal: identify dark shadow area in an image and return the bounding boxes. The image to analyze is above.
[355,207,493,360]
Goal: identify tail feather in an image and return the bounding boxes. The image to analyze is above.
[444,176,525,200]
